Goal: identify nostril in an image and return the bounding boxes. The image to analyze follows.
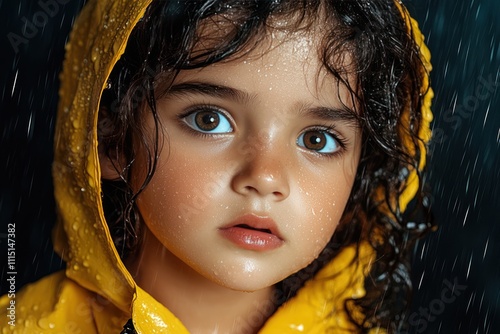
[243,185,258,194]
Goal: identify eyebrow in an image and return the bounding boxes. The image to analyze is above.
[167,82,253,104]
[298,105,360,128]
[165,81,360,127]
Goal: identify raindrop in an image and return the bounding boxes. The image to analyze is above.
[37,318,54,329]
[466,252,473,279]
[462,205,470,226]
[482,237,489,260]
[418,270,425,289]
[11,69,18,97]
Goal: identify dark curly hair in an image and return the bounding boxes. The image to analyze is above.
[99,0,433,332]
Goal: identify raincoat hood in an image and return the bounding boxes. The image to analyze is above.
[1,0,432,333]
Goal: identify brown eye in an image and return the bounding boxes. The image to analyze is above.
[183,108,233,133]
[297,129,340,154]
[195,111,219,131]
[302,131,326,150]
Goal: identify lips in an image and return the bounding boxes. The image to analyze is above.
[219,214,284,251]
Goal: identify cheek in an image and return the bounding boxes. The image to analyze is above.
[134,145,230,237]
[291,159,358,257]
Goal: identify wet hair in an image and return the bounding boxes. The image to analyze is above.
[98,0,433,332]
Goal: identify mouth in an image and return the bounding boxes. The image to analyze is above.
[219,214,284,251]
[234,224,272,234]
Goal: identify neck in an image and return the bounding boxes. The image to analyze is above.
[126,228,277,334]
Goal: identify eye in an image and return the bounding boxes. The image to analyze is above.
[297,129,340,154]
[182,108,233,134]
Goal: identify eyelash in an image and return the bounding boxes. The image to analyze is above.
[176,105,349,157]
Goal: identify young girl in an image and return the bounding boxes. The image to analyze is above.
[1,0,433,332]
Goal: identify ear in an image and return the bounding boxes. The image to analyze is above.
[98,107,122,181]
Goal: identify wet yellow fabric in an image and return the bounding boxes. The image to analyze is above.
[0,0,432,332]
[396,3,434,213]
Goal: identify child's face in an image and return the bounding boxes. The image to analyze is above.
[132,29,362,292]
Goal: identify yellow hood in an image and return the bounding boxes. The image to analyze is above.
[0,0,432,333]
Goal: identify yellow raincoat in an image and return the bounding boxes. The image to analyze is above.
[0,0,433,332]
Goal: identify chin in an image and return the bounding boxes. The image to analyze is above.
[205,270,283,293]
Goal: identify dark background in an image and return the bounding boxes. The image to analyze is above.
[407,1,499,333]
[1,1,498,333]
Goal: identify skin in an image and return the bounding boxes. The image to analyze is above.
[104,28,362,333]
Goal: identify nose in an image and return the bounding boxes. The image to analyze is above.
[231,146,290,201]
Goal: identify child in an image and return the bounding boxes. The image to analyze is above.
[1,0,433,333]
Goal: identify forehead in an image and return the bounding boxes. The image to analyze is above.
[192,4,347,66]
[172,44,356,122]
[188,12,355,87]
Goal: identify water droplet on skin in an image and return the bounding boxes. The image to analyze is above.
[83,260,89,268]
[95,274,102,281]
[73,264,80,271]
[72,223,79,231]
